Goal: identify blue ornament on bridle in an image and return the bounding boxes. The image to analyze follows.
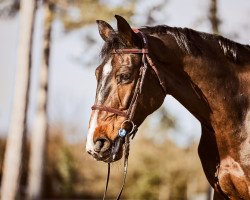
[118,120,136,138]
[118,128,127,137]
[112,120,136,161]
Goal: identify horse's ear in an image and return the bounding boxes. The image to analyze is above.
[115,15,139,46]
[96,20,115,42]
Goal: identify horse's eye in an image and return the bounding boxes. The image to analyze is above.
[121,74,130,81]
[116,73,131,84]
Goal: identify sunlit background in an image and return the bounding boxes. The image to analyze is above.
[0,0,249,199]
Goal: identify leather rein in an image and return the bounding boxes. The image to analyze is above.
[91,29,166,200]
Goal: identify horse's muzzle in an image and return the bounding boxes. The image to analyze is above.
[87,137,124,163]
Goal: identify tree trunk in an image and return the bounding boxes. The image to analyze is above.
[27,1,54,199]
[209,0,220,34]
[0,0,37,199]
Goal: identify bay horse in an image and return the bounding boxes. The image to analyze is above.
[86,15,250,200]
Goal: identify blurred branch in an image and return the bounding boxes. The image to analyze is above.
[209,0,220,34]
[0,0,20,17]
[158,106,176,130]
[145,0,168,25]
[54,0,134,31]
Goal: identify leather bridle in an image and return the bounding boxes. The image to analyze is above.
[91,29,167,137]
[91,29,167,200]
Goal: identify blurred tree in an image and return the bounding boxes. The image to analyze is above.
[0,0,37,199]
[209,0,220,34]
[27,1,54,199]
[0,139,6,182]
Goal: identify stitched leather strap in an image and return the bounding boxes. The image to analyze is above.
[91,105,128,117]
[112,49,148,54]
[146,54,167,93]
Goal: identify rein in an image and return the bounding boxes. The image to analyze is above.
[91,29,167,200]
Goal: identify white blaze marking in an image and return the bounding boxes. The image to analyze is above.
[103,59,112,76]
[98,59,112,103]
[86,59,112,152]
[86,111,98,152]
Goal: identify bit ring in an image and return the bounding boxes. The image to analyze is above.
[120,120,136,136]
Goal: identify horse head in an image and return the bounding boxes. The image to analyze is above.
[86,15,165,162]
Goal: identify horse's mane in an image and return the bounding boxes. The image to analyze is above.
[100,25,250,64]
[141,25,250,64]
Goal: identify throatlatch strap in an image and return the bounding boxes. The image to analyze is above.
[145,55,167,94]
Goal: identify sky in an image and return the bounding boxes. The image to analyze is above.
[0,0,249,146]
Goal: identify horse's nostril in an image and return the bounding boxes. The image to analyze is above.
[94,138,110,153]
[94,140,103,152]
[87,150,92,155]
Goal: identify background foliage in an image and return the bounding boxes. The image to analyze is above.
[0,127,208,199]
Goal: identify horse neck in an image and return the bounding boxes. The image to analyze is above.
[149,34,249,141]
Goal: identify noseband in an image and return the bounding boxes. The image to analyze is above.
[91,29,167,200]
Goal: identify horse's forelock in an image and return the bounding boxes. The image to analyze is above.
[100,32,126,59]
